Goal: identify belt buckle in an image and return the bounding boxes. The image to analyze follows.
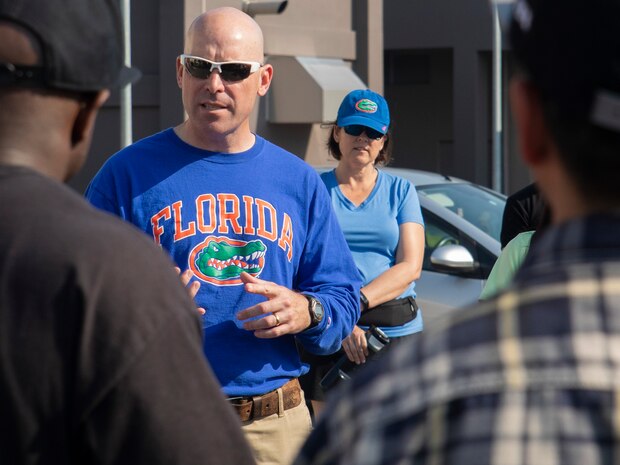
[228,396,254,422]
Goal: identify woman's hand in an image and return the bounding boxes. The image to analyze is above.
[342,326,368,364]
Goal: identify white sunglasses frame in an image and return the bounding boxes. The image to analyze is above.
[179,54,262,81]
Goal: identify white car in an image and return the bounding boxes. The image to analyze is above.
[316,166,506,329]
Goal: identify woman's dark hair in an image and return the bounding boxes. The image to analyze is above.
[326,122,393,166]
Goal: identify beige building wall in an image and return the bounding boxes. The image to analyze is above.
[71,0,383,193]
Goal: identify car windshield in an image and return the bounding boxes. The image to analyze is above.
[416,183,506,241]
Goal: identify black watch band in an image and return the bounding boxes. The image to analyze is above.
[304,294,324,328]
[360,291,369,312]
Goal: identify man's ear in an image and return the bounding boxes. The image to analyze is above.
[176,56,184,89]
[71,90,109,148]
[509,78,553,167]
[257,63,273,97]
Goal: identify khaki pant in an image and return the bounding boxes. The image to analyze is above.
[242,388,312,465]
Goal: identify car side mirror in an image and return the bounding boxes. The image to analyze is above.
[430,244,476,273]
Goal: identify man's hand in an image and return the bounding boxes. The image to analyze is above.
[174,267,206,315]
[236,272,312,338]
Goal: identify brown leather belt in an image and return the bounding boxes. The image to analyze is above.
[227,378,302,422]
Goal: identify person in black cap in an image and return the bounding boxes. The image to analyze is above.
[0,1,255,464]
[293,0,620,464]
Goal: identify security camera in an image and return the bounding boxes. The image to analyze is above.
[242,0,288,17]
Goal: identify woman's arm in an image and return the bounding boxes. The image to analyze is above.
[361,221,425,309]
[341,221,424,364]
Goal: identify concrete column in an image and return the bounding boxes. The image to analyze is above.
[352,0,384,93]
[158,0,187,129]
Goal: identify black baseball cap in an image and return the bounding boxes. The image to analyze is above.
[0,0,140,91]
[510,0,620,133]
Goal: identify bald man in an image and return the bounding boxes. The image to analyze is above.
[86,7,361,465]
[0,1,256,464]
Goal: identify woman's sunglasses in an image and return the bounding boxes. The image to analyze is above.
[179,54,262,83]
[343,125,385,140]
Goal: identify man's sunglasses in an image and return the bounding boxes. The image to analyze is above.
[179,54,262,82]
[343,125,385,140]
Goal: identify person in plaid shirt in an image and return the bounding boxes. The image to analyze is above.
[293,0,620,464]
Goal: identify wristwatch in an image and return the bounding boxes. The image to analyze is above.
[304,295,324,328]
[360,291,369,312]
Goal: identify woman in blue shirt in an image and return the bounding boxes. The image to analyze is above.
[300,89,425,416]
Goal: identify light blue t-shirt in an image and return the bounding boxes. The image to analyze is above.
[321,169,425,337]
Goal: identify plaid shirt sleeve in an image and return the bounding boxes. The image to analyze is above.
[294,215,620,465]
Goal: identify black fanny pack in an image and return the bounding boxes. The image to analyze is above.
[357,296,418,327]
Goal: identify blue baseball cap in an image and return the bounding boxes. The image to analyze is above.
[336,89,390,135]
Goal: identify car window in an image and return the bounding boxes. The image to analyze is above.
[417,183,505,242]
[422,209,497,279]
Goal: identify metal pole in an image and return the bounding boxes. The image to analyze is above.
[491,2,503,192]
[120,0,133,148]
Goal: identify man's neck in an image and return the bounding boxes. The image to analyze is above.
[536,163,591,225]
[174,121,256,153]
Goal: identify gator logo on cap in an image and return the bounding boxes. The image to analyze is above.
[355,99,378,113]
[189,236,266,286]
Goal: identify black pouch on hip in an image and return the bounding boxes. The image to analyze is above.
[357,296,418,327]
